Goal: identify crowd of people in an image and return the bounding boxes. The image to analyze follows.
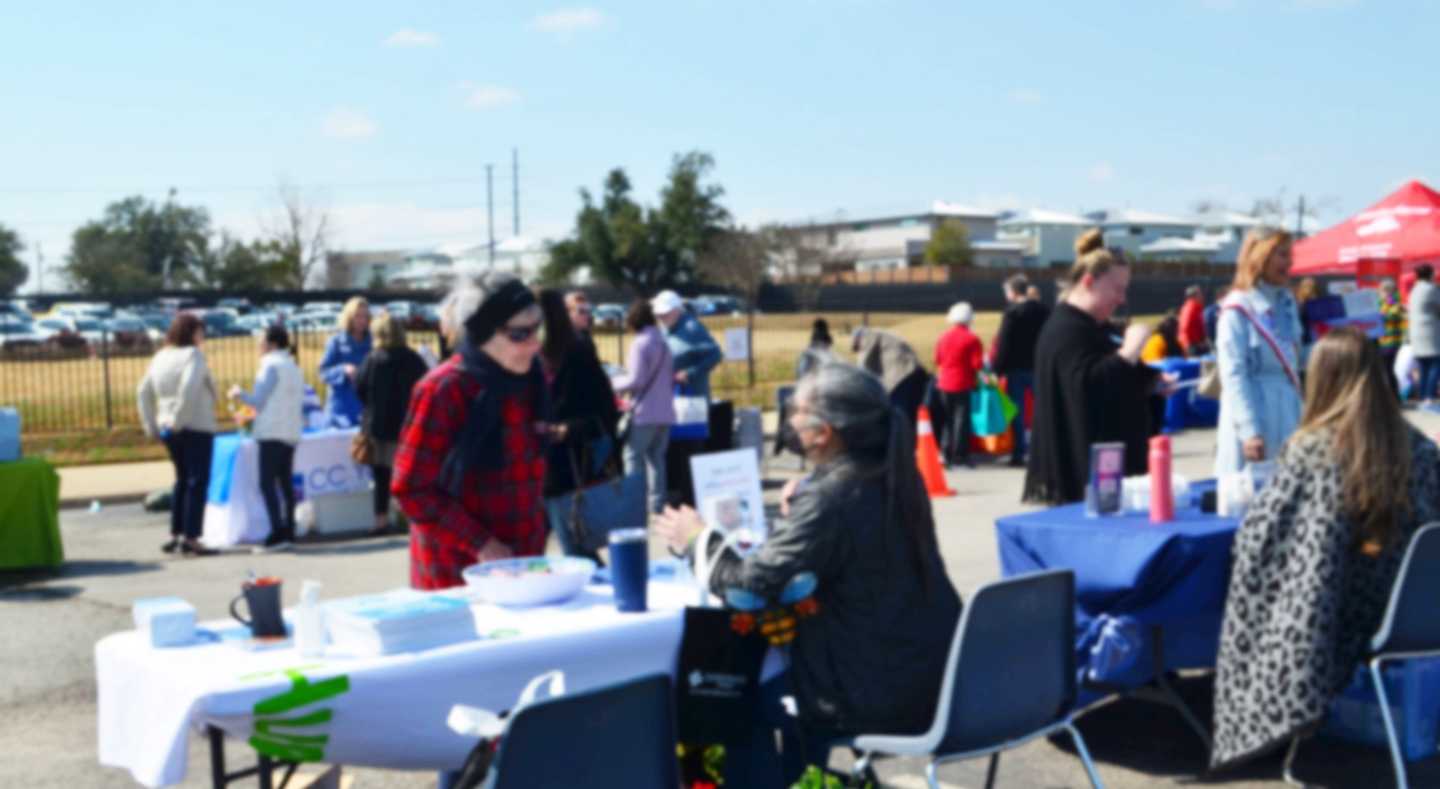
[127,228,1440,780]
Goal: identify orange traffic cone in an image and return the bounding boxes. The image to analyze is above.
[915,407,956,497]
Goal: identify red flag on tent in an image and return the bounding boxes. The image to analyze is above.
[1292,180,1440,276]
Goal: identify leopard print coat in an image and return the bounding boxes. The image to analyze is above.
[1210,427,1440,770]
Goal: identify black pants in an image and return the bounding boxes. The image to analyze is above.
[939,390,972,465]
[258,440,296,541]
[371,464,392,517]
[1382,348,1400,398]
[163,430,213,540]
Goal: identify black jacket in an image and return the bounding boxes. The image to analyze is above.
[1023,303,1158,505]
[991,300,1050,374]
[706,461,962,735]
[544,341,621,497]
[355,346,429,442]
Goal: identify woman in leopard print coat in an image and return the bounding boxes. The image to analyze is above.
[1211,328,1440,771]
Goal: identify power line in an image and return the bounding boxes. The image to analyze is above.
[0,176,517,196]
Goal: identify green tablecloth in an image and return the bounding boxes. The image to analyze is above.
[0,457,63,570]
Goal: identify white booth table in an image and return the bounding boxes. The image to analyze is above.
[96,582,692,788]
[202,429,371,547]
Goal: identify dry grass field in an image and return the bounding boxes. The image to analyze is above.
[8,310,1156,465]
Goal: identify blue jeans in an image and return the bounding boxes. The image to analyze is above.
[1420,356,1440,402]
[625,424,670,514]
[1004,371,1033,461]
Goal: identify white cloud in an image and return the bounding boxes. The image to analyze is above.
[383,29,440,48]
[321,108,378,139]
[1009,89,1044,106]
[461,83,520,110]
[533,8,606,36]
[1089,162,1115,183]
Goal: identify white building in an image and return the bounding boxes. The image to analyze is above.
[996,208,1092,268]
[329,237,554,291]
[1086,209,1201,259]
[788,201,1024,271]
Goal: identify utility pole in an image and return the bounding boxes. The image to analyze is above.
[1295,194,1306,236]
[35,243,43,294]
[486,164,495,266]
[512,148,520,236]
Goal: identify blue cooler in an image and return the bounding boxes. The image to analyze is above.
[1322,657,1440,761]
[0,407,19,461]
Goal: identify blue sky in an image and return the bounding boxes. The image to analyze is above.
[2,0,1433,291]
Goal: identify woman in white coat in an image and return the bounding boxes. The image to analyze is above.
[137,313,219,556]
[1214,227,1304,476]
[230,325,305,551]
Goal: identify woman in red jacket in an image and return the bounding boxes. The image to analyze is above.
[935,302,984,468]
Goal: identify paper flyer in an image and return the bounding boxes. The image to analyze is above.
[689,448,767,545]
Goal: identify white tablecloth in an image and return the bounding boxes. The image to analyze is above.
[96,582,692,788]
[203,429,368,547]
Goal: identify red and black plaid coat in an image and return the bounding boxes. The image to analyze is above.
[391,358,547,590]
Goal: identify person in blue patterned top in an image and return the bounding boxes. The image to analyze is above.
[317,297,372,429]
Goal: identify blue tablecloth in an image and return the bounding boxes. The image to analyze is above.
[995,486,1238,694]
[1150,357,1219,433]
[206,433,247,505]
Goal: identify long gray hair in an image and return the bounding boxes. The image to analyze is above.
[795,362,942,593]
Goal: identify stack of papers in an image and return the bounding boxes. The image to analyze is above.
[324,589,477,656]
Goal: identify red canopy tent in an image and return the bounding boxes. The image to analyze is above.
[1291,180,1440,278]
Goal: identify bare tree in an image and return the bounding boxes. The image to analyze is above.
[265,180,331,290]
[768,224,836,312]
[697,226,775,387]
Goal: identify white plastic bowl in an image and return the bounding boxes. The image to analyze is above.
[461,557,597,607]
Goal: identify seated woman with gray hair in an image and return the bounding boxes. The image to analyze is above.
[392,272,553,590]
[656,362,961,782]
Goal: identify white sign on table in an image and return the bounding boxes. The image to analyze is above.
[690,448,767,543]
[723,327,750,361]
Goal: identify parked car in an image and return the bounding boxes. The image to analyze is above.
[217,297,253,315]
[197,310,247,339]
[592,303,626,329]
[103,317,157,353]
[0,319,49,357]
[33,318,92,354]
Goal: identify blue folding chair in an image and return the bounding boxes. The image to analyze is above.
[849,570,1103,789]
[484,673,679,789]
[1364,522,1440,789]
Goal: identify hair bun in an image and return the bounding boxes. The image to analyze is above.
[1075,228,1104,256]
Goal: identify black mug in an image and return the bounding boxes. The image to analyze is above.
[231,578,286,638]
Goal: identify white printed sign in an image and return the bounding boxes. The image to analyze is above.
[723,327,750,361]
[690,448,767,544]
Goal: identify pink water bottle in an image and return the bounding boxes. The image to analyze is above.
[1149,435,1173,524]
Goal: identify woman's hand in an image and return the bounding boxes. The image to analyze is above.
[1119,323,1153,363]
[227,384,244,401]
[343,363,357,381]
[653,505,705,554]
[1243,436,1267,462]
[477,538,513,563]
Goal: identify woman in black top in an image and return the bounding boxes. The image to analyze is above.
[538,289,622,561]
[356,312,430,534]
[1023,229,1165,505]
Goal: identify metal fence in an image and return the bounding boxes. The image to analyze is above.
[0,320,442,435]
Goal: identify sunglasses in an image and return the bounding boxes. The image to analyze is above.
[500,320,542,343]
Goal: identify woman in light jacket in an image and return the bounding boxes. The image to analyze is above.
[611,300,676,515]
[137,313,219,556]
[230,325,305,551]
[1214,227,1303,477]
[318,297,372,428]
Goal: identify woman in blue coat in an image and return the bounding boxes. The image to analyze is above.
[318,297,373,429]
[1215,228,1303,477]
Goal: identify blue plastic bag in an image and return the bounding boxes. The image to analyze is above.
[0,407,19,461]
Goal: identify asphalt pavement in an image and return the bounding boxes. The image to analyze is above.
[6,419,1440,788]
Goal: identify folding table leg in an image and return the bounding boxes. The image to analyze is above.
[1149,625,1213,751]
[208,727,226,789]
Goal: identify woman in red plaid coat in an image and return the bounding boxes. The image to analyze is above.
[392,272,553,590]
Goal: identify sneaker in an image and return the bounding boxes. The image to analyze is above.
[253,534,294,554]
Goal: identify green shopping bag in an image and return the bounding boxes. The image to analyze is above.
[970,382,1014,438]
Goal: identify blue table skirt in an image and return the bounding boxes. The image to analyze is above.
[996,485,1238,695]
[1150,357,1219,433]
